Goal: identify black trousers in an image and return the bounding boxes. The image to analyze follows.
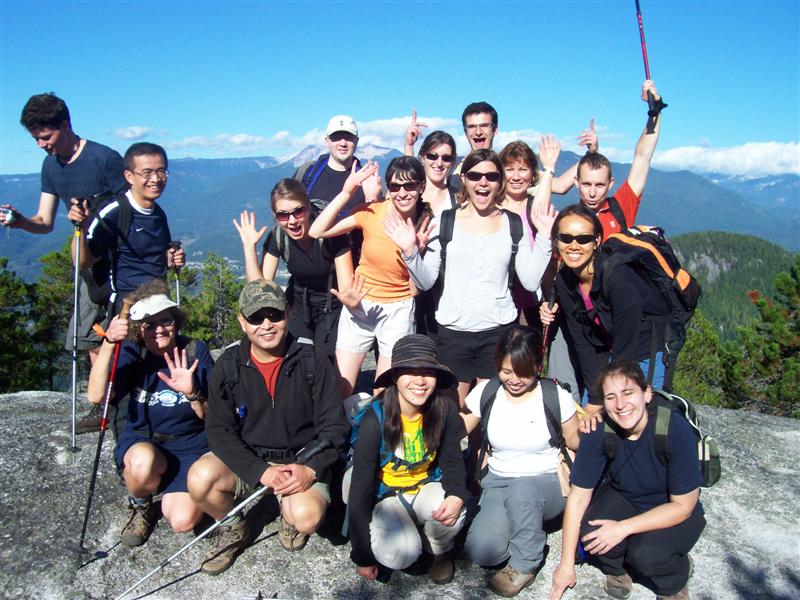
[580,484,705,596]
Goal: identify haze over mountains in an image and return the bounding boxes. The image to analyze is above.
[0,145,797,281]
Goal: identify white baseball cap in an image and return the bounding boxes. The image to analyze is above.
[326,115,358,137]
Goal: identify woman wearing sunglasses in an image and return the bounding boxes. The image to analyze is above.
[388,149,556,405]
[309,157,432,395]
[86,279,214,548]
[234,179,354,357]
[540,205,672,411]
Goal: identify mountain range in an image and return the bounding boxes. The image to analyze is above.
[0,145,797,282]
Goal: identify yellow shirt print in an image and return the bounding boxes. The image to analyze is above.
[380,414,436,495]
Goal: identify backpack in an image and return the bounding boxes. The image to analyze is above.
[434,208,524,308]
[84,190,134,305]
[594,225,701,382]
[475,377,573,480]
[602,389,721,488]
[295,153,363,199]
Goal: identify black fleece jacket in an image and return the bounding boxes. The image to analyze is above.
[206,335,349,487]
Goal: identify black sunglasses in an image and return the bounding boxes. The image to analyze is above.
[424,152,455,163]
[141,317,175,331]
[387,182,421,193]
[557,233,597,245]
[328,131,357,143]
[464,171,501,183]
[243,308,285,325]
[274,206,307,222]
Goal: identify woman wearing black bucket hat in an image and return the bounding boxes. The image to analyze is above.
[346,334,469,584]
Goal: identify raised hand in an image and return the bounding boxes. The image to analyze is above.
[405,108,429,151]
[530,202,558,240]
[539,134,561,172]
[383,208,419,256]
[233,210,267,247]
[576,118,598,153]
[331,272,370,309]
[362,169,383,203]
[343,160,379,196]
[642,79,661,102]
[416,215,437,252]
[157,346,199,396]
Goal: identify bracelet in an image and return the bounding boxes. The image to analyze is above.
[185,389,203,402]
[541,168,555,177]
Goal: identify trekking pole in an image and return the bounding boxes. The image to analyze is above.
[77,299,133,553]
[634,0,659,134]
[70,219,83,452]
[168,241,182,306]
[115,438,333,600]
[540,290,557,376]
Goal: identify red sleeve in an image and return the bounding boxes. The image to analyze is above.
[614,180,641,227]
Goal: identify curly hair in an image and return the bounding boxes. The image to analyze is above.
[20,93,70,131]
[124,279,186,341]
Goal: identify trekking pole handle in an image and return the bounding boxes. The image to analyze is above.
[119,299,133,320]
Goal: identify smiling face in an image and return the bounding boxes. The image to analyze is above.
[238,307,288,359]
[140,309,178,356]
[124,153,168,204]
[462,160,502,213]
[325,131,358,166]
[420,143,455,187]
[273,197,310,241]
[394,368,437,415]
[388,173,424,218]
[602,374,652,438]
[504,158,534,201]
[498,355,537,397]
[464,112,497,151]
[576,164,614,211]
[556,214,600,273]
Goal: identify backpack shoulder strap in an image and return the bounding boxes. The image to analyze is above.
[476,377,503,478]
[654,404,672,467]
[606,196,628,231]
[221,345,241,392]
[433,208,456,308]
[503,209,524,287]
[539,378,562,448]
[270,224,289,263]
[303,155,330,195]
[602,420,618,461]
[525,194,538,236]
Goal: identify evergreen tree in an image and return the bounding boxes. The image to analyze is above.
[182,253,243,349]
[673,309,726,407]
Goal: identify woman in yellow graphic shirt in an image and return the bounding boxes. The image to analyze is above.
[347,334,469,585]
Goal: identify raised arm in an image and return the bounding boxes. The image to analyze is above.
[530,135,560,215]
[552,118,599,195]
[308,161,379,239]
[404,108,428,156]
[627,80,664,196]
[233,210,268,282]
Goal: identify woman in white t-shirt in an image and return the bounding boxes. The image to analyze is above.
[462,325,579,597]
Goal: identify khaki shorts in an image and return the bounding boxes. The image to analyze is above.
[231,462,331,504]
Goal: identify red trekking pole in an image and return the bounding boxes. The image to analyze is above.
[77,299,133,553]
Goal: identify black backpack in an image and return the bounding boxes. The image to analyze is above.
[602,389,721,488]
[434,208,523,309]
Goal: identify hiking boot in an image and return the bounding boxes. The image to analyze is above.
[604,572,633,599]
[120,497,157,547]
[489,565,535,597]
[428,553,455,585]
[201,520,250,576]
[278,517,309,552]
[76,404,103,434]
[657,587,690,600]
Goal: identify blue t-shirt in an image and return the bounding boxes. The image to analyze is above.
[41,140,125,207]
[87,192,171,296]
[114,338,214,437]
[570,410,704,512]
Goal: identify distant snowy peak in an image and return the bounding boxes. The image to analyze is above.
[281,143,400,167]
[703,172,799,209]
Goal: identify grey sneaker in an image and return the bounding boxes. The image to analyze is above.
[604,572,633,599]
[278,517,309,552]
[201,520,250,575]
[120,497,157,547]
[76,404,103,434]
[489,565,535,597]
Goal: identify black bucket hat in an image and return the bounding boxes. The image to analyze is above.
[374,334,456,389]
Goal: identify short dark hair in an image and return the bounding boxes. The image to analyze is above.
[457,149,506,206]
[499,141,540,187]
[592,359,649,402]
[494,325,543,379]
[550,203,603,255]
[385,155,425,185]
[270,178,311,212]
[20,93,70,131]
[419,130,457,158]
[124,142,168,171]
[461,101,498,129]
[577,152,613,181]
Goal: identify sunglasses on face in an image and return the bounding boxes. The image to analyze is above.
[274,206,307,222]
[424,152,455,164]
[243,308,285,325]
[557,233,597,245]
[464,170,501,183]
[387,181,421,193]
[141,318,175,331]
[328,132,357,143]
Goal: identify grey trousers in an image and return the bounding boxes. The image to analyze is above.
[546,325,582,403]
[466,471,565,574]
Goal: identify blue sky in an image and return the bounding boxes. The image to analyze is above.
[1,0,798,177]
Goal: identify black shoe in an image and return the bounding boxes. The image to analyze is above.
[76,404,103,434]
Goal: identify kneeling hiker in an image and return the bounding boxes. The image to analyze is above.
[347,335,468,584]
[86,280,213,546]
[188,280,348,575]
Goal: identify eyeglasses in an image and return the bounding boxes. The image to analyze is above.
[423,152,455,164]
[243,308,285,325]
[465,122,495,132]
[141,317,175,331]
[464,171,501,183]
[387,181,421,193]
[557,233,597,245]
[328,131,357,143]
[274,206,308,222]
[131,169,169,182]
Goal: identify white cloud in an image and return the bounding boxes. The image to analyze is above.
[112,125,151,140]
[652,142,800,178]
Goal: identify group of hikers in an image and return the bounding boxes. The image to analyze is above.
[1,84,706,600]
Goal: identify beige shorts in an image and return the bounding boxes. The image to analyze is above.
[231,463,331,504]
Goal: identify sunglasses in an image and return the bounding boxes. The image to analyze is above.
[424,152,455,163]
[141,318,175,331]
[387,181,421,193]
[328,131,357,143]
[464,171,501,183]
[243,308,285,325]
[274,206,307,222]
[557,233,597,245]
